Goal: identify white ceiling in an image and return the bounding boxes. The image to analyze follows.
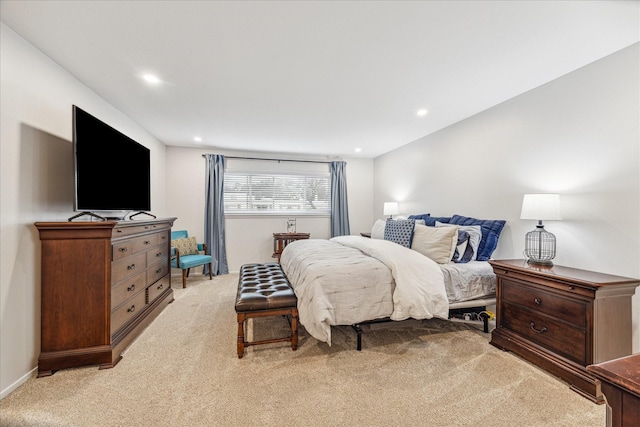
[1,1,638,158]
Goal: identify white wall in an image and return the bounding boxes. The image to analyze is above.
[0,23,169,398]
[166,146,374,272]
[374,43,640,351]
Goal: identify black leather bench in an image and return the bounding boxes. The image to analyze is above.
[235,263,299,358]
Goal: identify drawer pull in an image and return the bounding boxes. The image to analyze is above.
[118,247,128,253]
[157,284,164,290]
[127,305,136,313]
[156,252,162,257]
[530,322,548,334]
[127,284,136,292]
[127,264,136,270]
[116,230,123,233]
[534,298,542,305]
[568,286,575,290]
[156,268,162,274]
[144,240,151,245]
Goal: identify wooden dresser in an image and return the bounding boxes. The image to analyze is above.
[489,259,639,403]
[35,217,176,377]
[272,232,310,262]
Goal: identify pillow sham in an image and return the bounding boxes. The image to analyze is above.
[384,218,415,248]
[436,222,482,262]
[371,219,386,239]
[171,236,199,256]
[411,224,457,264]
[449,215,506,261]
[409,214,451,227]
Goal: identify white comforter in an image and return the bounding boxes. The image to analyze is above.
[280,236,449,345]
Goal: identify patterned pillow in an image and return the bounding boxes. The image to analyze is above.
[171,237,199,256]
[449,215,506,261]
[383,219,415,248]
[436,222,482,261]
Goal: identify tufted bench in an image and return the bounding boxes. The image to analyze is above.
[235,263,299,358]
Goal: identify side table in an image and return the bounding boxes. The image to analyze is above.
[587,353,640,426]
[273,232,310,262]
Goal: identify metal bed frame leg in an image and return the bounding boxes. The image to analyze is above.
[351,324,363,351]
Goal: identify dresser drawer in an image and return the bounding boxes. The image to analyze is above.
[147,261,169,284]
[112,223,166,239]
[111,271,146,308]
[147,275,170,304]
[111,252,147,284]
[502,302,587,364]
[111,290,147,333]
[502,280,586,328]
[131,234,159,253]
[146,244,169,265]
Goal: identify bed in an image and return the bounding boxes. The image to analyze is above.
[279,214,505,348]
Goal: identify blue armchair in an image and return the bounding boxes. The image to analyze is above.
[170,230,213,288]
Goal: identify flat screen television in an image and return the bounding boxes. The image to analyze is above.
[73,105,151,219]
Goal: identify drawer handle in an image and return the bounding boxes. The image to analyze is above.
[534,298,542,305]
[157,284,164,290]
[156,268,162,274]
[156,252,162,257]
[568,286,575,290]
[116,230,123,233]
[127,264,136,270]
[118,247,128,253]
[127,305,136,313]
[530,322,548,334]
[144,240,151,245]
[127,284,136,292]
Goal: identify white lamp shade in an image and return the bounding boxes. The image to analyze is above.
[383,202,399,216]
[520,194,562,220]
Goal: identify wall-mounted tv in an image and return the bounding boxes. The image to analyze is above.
[73,105,151,218]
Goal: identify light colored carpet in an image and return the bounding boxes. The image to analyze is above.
[0,273,605,426]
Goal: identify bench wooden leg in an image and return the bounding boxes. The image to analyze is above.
[291,308,299,351]
[237,313,246,359]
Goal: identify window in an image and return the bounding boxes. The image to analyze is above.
[224,172,330,215]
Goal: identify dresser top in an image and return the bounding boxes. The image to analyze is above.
[489,259,640,288]
[587,353,640,398]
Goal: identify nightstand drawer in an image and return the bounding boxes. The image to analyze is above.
[503,302,586,364]
[502,280,586,328]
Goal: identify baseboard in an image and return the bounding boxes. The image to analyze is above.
[1,366,37,400]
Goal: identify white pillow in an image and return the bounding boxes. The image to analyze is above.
[436,221,482,260]
[411,224,458,264]
[371,219,386,239]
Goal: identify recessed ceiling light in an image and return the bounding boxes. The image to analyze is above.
[194,136,202,142]
[142,73,161,85]
[354,147,362,153]
[416,109,428,117]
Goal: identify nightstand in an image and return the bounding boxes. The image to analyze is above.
[489,259,639,403]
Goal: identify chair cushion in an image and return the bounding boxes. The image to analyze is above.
[172,254,212,269]
[171,237,199,256]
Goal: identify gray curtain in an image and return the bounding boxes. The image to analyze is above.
[330,161,350,237]
[204,154,229,275]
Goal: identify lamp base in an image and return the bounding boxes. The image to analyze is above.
[526,258,553,266]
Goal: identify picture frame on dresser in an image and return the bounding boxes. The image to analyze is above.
[488,259,639,403]
[34,217,177,377]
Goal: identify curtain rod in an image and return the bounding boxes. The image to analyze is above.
[201,154,338,165]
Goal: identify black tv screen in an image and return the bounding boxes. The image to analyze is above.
[73,105,151,213]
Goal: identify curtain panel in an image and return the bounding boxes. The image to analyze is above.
[330,161,350,237]
[204,154,229,275]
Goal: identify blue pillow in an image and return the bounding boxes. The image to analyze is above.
[408,214,451,227]
[449,215,506,261]
[384,219,415,248]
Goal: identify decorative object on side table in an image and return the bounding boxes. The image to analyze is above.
[383,202,399,219]
[520,193,561,265]
[489,259,639,403]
